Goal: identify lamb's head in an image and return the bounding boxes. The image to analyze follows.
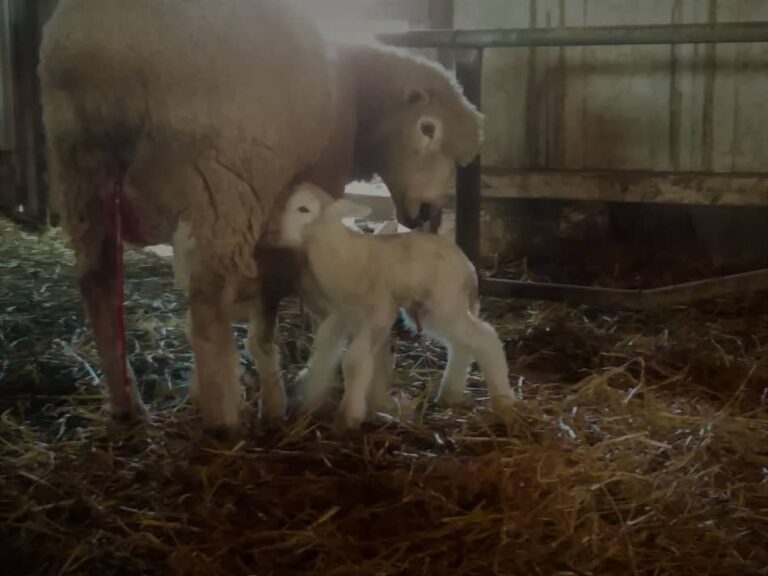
[355,46,484,232]
[279,183,372,247]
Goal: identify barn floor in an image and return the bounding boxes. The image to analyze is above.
[1,215,767,576]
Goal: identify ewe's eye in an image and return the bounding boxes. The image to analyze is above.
[298,206,310,214]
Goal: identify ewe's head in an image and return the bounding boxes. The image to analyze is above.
[279,183,371,247]
[355,46,483,231]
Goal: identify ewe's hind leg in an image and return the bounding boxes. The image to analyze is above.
[189,271,242,430]
[299,313,348,411]
[248,292,286,424]
[78,234,146,420]
[54,147,145,421]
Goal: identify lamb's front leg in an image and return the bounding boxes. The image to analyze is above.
[337,326,374,430]
[189,271,242,431]
[337,324,389,430]
[298,312,347,411]
[247,292,286,425]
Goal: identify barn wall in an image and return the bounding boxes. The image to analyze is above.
[452,0,768,270]
[455,0,768,174]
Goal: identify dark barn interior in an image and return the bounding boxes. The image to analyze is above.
[1,1,768,575]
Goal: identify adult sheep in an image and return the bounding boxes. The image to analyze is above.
[40,0,338,429]
[179,41,484,426]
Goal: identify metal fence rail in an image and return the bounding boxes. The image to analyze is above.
[378,22,768,309]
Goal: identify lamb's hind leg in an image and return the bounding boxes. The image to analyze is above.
[189,270,242,431]
[439,313,514,411]
[435,343,474,408]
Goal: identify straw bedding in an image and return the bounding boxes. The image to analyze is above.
[1,215,767,575]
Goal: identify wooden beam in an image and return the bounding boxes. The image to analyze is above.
[478,169,768,208]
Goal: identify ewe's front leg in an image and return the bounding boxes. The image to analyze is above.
[189,271,242,431]
[247,292,286,424]
[78,229,146,421]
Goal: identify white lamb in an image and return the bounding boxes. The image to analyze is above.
[278,183,515,430]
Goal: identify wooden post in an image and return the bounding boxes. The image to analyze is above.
[11,0,47,224]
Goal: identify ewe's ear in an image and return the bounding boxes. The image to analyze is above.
[326,198,372,220]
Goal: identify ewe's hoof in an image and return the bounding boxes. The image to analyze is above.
[110,401,150,424]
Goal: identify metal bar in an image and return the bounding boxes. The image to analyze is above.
[378,21,768,49]
[453,48,483,265]
[480,269,768,310]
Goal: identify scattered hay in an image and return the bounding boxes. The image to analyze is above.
[1,216,767,575]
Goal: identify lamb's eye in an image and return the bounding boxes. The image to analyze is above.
[298,206,310,214]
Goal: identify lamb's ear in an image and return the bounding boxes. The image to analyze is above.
[326,198,372,220]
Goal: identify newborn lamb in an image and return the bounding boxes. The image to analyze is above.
[279,183,515,430]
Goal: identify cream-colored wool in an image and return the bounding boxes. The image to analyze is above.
[41,0,336,276]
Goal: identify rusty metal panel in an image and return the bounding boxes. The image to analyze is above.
[454,0,768,175]
[0,0,14,151]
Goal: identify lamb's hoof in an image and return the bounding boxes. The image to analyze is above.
[334,415,364,432]
[334,405,365,432]
[437,391,476,410]
[204,425,241,443]
[296,372,335,414]
[259,388,287,427]
[199,401,242,434]
[490,394,517,419]
[367,394,399,418]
